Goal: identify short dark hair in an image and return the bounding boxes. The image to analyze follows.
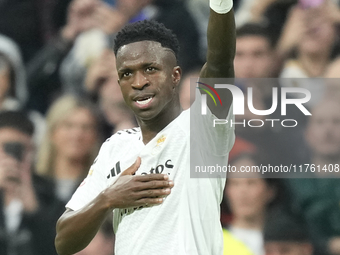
[114,20,180,59]
[236,23,275,48]
[0,111,34,136]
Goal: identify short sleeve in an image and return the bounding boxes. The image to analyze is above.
[65,140,111,211]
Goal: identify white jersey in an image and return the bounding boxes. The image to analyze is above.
[66,91,235,255]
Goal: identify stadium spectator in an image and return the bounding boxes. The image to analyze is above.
[0,0,72,63]
[278,1,340,106]
[59,0,152,99]
[0,35,28,109]
[234,0,279,27]
[26,0,101,114]
[223,228,254,255]
[305,100,340,170]
[60,0,201,101]
[83,49,117,99]
[186,0,276,56]
[263,209,313,255]
[36,95,103,203]
[287,98,340,255]
[27,0,153,114]
[233,23,309,167]
[224,152,286,255]
[0,111,64,255]
[278,0,340,64]
[234,23,278,79]
[0,34,45,146]
[83,48,136,135]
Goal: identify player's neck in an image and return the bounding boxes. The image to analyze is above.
[137,103,182,145]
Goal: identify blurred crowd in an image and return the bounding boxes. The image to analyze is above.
[0,0,339,254]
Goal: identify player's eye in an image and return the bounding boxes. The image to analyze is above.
[146,67,156,72]
[122,71,132,78]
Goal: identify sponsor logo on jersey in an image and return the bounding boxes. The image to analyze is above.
[106,159,174,179]
[107,161,122,179]
[119,159,174,217]
[141,159,174,175]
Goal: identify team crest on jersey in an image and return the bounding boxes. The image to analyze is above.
[152,135,167,155]
[157,135,166,145]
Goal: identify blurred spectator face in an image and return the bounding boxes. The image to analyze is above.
[299,19,335,56]
[0,127,31,151]
[0,127,33,187]
[305,100,340,158]
[0,127,32,161]
[235,36,274,78]
[226,156,275,219]
[52,107,98,161]
[265,242,313,255]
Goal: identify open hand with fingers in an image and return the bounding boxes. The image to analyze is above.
[100,157,174,209]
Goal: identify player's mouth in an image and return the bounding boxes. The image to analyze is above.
[133,95,155,108]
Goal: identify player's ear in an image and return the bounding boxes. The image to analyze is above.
[172,66,181,87]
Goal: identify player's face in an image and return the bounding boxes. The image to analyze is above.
[116,41,181,121]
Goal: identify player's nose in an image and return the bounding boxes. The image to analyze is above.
[131,71,149,90]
